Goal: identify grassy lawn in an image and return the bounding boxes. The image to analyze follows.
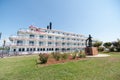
[0,53,120,80]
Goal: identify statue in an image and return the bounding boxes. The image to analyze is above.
[86,34,92,47]
[85,35,98,55]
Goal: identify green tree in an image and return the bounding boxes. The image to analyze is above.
[93,41,103,52]
[103,42,112,49]
[93,41,102,47]
[112,39,120,52]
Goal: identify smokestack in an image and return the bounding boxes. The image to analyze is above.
[47,25,49,29]
[49,22,52,30]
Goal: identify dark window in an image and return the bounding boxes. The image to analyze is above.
[48,42,52,46]
[51,48,53,51]
[29,41,34,46]
[17,40,23,46]
[39,42,43,46]
[30,48,32,51]
[33,48,36,51]
[30,34,34,38]
[19,48,21,52]
[47,48,49,51]
[39,35,44,39]
[37,48,40,51]
[43,48,45,51]
[48,36,52,39]
[27,48,29,51]
[13,49,16,52]
[40,48,42,51]
[22,48,25,51]
[49,48,51,51]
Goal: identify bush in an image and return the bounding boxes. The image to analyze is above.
[109,47,115,52]
[71,53,77,59]
[61,53,68,60]
[98,47,104,52]
[38,53,49,64]
[78,51,86,58]
[103,49,110,53]
[51,52,61,61]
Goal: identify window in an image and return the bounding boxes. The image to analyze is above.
[55,48,59,51]
[62,37,65,40]
[33,48,36,51]
[55,42,59,46]
[48,36,52,39]
[43,48,45,51]
[49,48,51,51]
[17,40,23,46]
[39,42,43,46]
[40,48,42,51]
[67,43,69,46]
[29,34,34,38]
[62,43,65,46]
[37,48,40,51]
[67,38,70,40]
[39,35,44,39]
[22,48,25,51]
[29,41,34,46]
[30,48,32,51]
[18,48,21,52]
[48,42,52,46]
[55,37,59,40]
[27,48,29,51]
[58,32,60,34]
[82,43,84,46]
[74,43,76,46]
[13,49,16,52]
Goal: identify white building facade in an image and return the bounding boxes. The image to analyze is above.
[9,25,86,54]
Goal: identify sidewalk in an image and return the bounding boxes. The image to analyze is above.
[87,54,110,58]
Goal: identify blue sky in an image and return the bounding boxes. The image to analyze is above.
[0,0,120,43]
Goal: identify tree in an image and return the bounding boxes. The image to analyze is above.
[93,41,102,47]
[112,39,120,52]
[93,41,103,52]
[103,42,112,49]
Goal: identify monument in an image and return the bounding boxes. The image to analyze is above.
[85,35,98,55]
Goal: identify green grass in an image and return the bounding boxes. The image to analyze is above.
[0,53,120,80]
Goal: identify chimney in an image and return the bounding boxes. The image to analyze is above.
[49,22,52,30]
[47,25,49,29]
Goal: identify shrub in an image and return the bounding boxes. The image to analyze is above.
[78,51,86,58]
[61,53,68,60]
[71,53,77,59]
[38,53,49,64]
[103,49,110,53]
[98,47,104,52]
[109,47,115,52]
[51,52,61,61]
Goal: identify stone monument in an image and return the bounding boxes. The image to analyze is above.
[85,35,98,55]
